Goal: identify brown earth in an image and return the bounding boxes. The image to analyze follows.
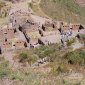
[75,0,85,7]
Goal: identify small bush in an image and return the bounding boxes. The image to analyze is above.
[19,53,28,62]
[66,38,76,46]
[64,48,85,65]
[18,51,38,66]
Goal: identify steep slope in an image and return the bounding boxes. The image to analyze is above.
[40,0,85,24]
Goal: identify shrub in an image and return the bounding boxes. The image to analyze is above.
[34,45,57,58]
[19,53,28,62]
[64,49,85,65]
[66,38,76,46]
[18,51,38,66]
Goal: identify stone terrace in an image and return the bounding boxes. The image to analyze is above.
[0,24,27,54]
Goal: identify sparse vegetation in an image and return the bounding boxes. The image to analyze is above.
[66,38,76,46]
[64,48,85,65]
[0,60,10,78]
[40,0,85,24]
[0,0,85,84]
[17,44,85,67]
[75,82,82,85]
[0,44,84,84]
[17,51,38,66]
[80,34,85,45]
[28,2,49,17]
[19,53,28,62]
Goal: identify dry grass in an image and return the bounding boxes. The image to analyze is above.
[40,0,85,24]
[28,3,49,18]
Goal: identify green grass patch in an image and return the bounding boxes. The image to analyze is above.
[66,38,76,46]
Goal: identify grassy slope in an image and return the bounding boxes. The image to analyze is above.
[40,0,85,24]
[0,44,85,85]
